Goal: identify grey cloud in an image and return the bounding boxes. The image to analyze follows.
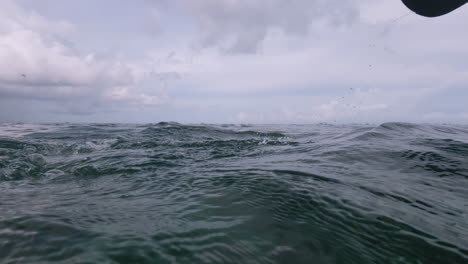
[183,0,359,53]
[0,0,165,113]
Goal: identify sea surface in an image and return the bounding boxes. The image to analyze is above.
[0,122,467,264]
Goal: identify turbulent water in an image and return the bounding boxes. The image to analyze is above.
[0,122,467,264]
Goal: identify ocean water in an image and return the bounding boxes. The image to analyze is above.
[0,122,467,264]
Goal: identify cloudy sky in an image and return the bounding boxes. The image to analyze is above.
[0,0,467,123]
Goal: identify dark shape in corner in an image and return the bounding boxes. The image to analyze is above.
[402,0,468,17]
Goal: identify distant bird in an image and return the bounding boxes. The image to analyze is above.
[21,74,26,78]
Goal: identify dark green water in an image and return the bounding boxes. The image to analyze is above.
[0,122,467,264]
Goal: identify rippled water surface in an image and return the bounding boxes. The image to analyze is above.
[1,122,467,263]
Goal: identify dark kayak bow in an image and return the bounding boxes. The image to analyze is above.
[402,0,468,17]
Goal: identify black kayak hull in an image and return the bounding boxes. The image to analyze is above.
[402,0,468,17]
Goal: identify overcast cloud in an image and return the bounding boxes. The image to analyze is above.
[0,0,467,123]
[182,0,359,53]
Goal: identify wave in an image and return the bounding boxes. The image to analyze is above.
[0,123,467,263]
